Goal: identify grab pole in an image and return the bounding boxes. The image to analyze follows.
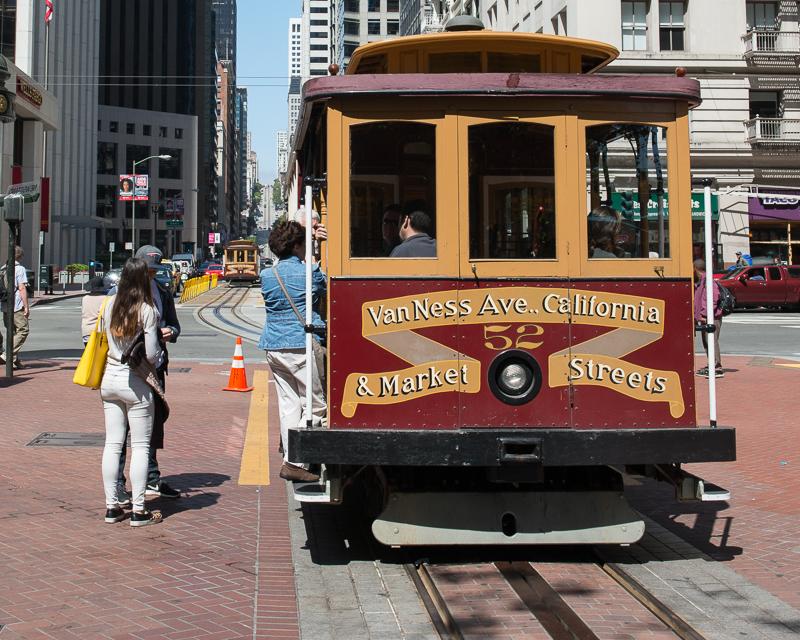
[703,180,717,428]
[305,185,314,429]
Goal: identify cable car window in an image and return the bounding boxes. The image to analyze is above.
[486,53,541,73]
[429,52,482,73]
[350,122,436,258]
[468,123,556,260]
[585,124,670,259]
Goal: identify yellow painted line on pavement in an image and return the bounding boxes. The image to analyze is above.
[238,370,270,486]
[776,363,800,369]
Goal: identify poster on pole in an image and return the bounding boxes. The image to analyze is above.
[133,175,149,201]
[119,175,134,201]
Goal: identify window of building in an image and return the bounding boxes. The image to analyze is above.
[311,19,328,26]
[350,122,437,258]
[368,19,381,35]
[345,0,360,11]
[97,120,101,131]
[126,123,136,135]
[344,42,358,57]
[387,0,399,11]
[659,2,685,51]
[368,0,380,12]
[310,69,328,76]
[159,148,182,180]
[159,126,168,138]
[96,185,117,219]
[387,20,399,35]
[621,1,647,50]
[97,142,118,175]
[310,43,328,50]
[310,56,328,63]
[750,90,781,118]
[344,19,360,35]
[469,123,556,260]
[310,31,328,39]
[143,125,151,136]
[585,124,670,259]
[746,1,778,30]
[126,145,151,173]
[310,5,328,12]
[109,121,119,133]
[175,128,183,139]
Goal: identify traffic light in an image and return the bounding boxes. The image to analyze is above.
[619,191,635,220]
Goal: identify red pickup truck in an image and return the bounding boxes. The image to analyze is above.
[718,265,800,310]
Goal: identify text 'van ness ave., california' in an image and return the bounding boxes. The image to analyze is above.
[362,287,663,334]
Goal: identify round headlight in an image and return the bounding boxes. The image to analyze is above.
[499,363,529,392]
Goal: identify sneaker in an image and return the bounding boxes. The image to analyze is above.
[104,507,125,524]
[696,367,709,378]
[12,359,23,370]
[0,353,5,365]
[279,462,320,483]
[145,481,181,499]
[714,368,725,379]
[130,509,163,528]
[116,485,132,508]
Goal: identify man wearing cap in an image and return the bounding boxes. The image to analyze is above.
[115,246,182,500]
[735,251,747,267]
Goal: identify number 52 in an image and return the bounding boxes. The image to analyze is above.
[483,324,544,351]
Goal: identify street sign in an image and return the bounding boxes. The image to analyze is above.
[5,181,40,203]
[109,242,115,252]
[166,220,184,229]
[125,242,133,250]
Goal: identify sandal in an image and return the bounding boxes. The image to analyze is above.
[130,509,163,527]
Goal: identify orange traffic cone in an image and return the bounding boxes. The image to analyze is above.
[223,337,254,392]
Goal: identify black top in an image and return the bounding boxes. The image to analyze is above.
[390,233,437,258]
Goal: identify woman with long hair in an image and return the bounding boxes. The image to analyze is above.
[100,258,163,526]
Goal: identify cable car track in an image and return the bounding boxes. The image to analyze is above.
[194,285,263,343]
[407,556,705,640]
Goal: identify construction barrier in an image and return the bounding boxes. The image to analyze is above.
[179,274,219,303]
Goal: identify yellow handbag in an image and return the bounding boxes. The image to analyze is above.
[73,298,110,389]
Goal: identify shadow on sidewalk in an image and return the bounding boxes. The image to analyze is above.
[149,472,230,519]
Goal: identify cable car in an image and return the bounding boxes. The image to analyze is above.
[223,239,260,285]
[283,23,735,546]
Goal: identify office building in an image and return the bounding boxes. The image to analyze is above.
[236,87,249,213]
[217,60,240,238]
[399,0,446,35]
[277,130,289,177]
[99,0,218,258]
[472,0,800,266]
[289,17,302,78]
[332,0,401,71]
[0,0,96,271]
[213,0,238,65]
[302,0,331,81]
[288,76,302,145]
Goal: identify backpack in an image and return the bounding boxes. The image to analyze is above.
[716,282,735,316]
[0,265,7,305]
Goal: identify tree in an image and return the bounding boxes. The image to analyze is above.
[272,178,283,209]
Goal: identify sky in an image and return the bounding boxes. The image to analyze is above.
[238,1,300,184]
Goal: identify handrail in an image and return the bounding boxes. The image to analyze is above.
[742,29,800,54]
[745,117,800,143]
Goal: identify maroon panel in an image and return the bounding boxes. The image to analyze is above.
[328,278,697,430]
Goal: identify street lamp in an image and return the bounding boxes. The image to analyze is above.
[131,154,172,254]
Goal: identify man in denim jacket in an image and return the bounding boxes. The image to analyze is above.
[259,221,327,482]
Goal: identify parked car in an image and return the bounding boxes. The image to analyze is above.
[150,263,176,295]
[718,264,800,310]
[205,263,224,279]
[197,260,221,276]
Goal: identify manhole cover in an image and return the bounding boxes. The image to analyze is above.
[173,367,192,373]
[27,432,105,447]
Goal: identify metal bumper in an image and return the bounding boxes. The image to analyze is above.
[288,427,736,467]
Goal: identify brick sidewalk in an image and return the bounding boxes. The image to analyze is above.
[0,359,298,640]
[629,355,800,611]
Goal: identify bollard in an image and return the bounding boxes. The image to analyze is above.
[62,282,65,295]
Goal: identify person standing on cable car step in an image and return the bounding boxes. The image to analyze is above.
[259,220,327,483]
[693,258,723,379]
[390,210,437,258]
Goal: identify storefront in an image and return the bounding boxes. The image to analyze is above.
[748,191,800,265]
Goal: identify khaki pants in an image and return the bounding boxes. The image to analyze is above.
[266,348,327,468]
[1,311,30,360]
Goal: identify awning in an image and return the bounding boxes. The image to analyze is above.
[748,190,800,222]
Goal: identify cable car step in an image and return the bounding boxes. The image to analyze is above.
[372,491,645,547]
[290,467,342,504]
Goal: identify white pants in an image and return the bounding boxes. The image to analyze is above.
[266,348,326,468]
[100,368,154,510]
